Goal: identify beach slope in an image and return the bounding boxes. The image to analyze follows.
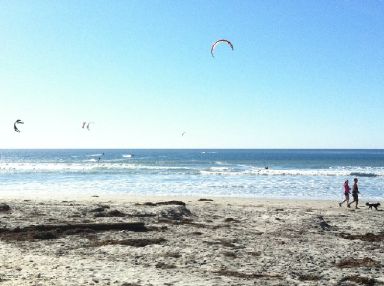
[0,197,383,285]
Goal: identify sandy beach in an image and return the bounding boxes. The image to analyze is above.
[0,196,383,286]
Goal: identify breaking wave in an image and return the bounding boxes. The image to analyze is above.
[1,162,383,178]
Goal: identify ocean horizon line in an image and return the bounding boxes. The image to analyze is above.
[1,148,384,151]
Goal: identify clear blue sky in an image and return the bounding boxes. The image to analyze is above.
[1,0,383,148]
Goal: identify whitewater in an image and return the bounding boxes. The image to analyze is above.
[0,149,383,200]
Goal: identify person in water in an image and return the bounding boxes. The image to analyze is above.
[348,178,359,209]
[339,179,351,207]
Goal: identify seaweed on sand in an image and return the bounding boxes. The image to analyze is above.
[337,275,380,286]
[214,269,282,280]
[0,222,147,241]
[336,257,380,268]
[142,201,186,206]
[297,273,321,281]
[339,233,384,242]
[90,237,166,247]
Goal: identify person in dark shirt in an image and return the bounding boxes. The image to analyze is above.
[348,178,359,209]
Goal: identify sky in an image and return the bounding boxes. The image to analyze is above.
[0,0,383,149]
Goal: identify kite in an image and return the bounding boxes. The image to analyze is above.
[86,122,94,131]
[211,39,234,58]
[81,121,94,131]
[14,119,24,133]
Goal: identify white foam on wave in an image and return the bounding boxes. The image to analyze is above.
[86,154,103,157]
[0,162,196,174]
[1,161,383,179]
[1,164,383,201]
[200,166,384,177]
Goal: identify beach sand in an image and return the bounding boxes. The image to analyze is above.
[0,196,383,285]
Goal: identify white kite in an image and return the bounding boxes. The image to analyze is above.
[211,39,234,58]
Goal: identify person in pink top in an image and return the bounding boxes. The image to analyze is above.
[339,179,351,207]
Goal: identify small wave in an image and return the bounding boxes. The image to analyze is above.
[350,172,378,178]
[86,154,103,157]
[1,160,383,178]
[122,154,133,158]
[0,162,197,174]
[200,167,384,177]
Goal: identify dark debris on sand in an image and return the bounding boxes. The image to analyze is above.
[317,215,333,231]
[155,262,176,269]
[337,275,381,286]
[0,222,147,241]
[224,217,240,223]
[94,210,126,217]
[339,232,384,242]
[89,205,110,212]
[0,203,10,212]
[90,205,156,218]
[336,257,381,269]
[90,238,166,247]
[296,273,322,281]
[214,269,282,280]
[205,239,238,248]
[160,205,191,220]
[141,201,186,207]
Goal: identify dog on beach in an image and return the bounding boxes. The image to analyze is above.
[365,202,381,210]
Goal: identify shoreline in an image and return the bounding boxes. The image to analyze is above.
[1,192,380,205]
[0,193,345,207]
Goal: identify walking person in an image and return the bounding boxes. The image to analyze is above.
[339,180,351,207]
[348,178,360,209]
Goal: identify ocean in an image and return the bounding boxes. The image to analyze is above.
[0,149,383,200]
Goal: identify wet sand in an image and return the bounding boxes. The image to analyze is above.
[0,196,383,285]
